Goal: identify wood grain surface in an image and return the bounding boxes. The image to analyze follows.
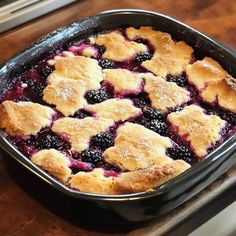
[0,0,236,235]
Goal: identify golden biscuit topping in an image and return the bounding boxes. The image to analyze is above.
[103,123,172,171]
[225,77,236,91]
[43,78,87,116]
[103,69,146,95]
[48,56,103,90]
[70,168,114,194]
[144,75,190,111]
[70,160,191,194]
[0,101,54,136]
[186,57,228,89]
[85,99,141,122]
[126,26,193,77]
[31,149,71,182]
[186,57,236,112]
[112,160,190,194]
[201,81,236,113]
[168,105,226,157]
[52,117,114,153]
[95,31,147,61]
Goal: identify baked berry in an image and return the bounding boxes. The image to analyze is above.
[135,38,146,44]
[143,107,163,120]
[135,52,152,64]
[104,170,119,177]
[206,109,217,116]
[145,120,168,135]
[85,89,109,104]
[72,160,93,171]
[91,132,114,150]
[34,132,70,150]
[167,75,186,87]
[172,106,183,112]
[81,149,103,166]
[15,96,31,102]
[99,59,115,69]
[4,81,15,91]
[96,45,106,55]
[132,93,150,108]
[73,110,91,119]
[134,99,147,108]
[32,83,45,95]
[23,77,35,87]
[40,65,54,78]
[221,112,236,125]
[168,145,192,163]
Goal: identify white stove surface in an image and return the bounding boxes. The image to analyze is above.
[190,201,236,236]
[0,0,76,33]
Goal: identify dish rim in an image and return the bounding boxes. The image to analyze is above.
[0,9,236,202]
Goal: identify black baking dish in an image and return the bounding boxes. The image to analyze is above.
[0,9,236,223]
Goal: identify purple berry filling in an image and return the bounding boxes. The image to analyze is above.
[71,109,92,119]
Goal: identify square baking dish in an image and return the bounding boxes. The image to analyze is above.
[0,9,236,223]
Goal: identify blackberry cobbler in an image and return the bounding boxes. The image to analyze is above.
[0,26,236,194]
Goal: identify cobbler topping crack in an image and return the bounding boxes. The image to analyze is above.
[0,26,235,194]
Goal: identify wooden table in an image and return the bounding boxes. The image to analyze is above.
[0,0,236,235]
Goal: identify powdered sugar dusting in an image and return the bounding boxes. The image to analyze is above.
[55,85,73,100]
[202,63,219,73]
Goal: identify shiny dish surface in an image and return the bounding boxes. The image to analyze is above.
[0,9,236,222]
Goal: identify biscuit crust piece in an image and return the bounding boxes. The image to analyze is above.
[69,160,190,194]
[168,105,226,157]
[112,160,190,194]
[70,168,114,194]
[95,31,147,61]
[0,101,54,136]
[103,69,146,95]
[52,117,114,153]
[48,56,103,90]
[85,99,141,122]
[31,149,71,182]
[186,57,236,112]
[144,75,190,111]
[43,78,87,116]
[126,26,193,77]
[104,123,172,171]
